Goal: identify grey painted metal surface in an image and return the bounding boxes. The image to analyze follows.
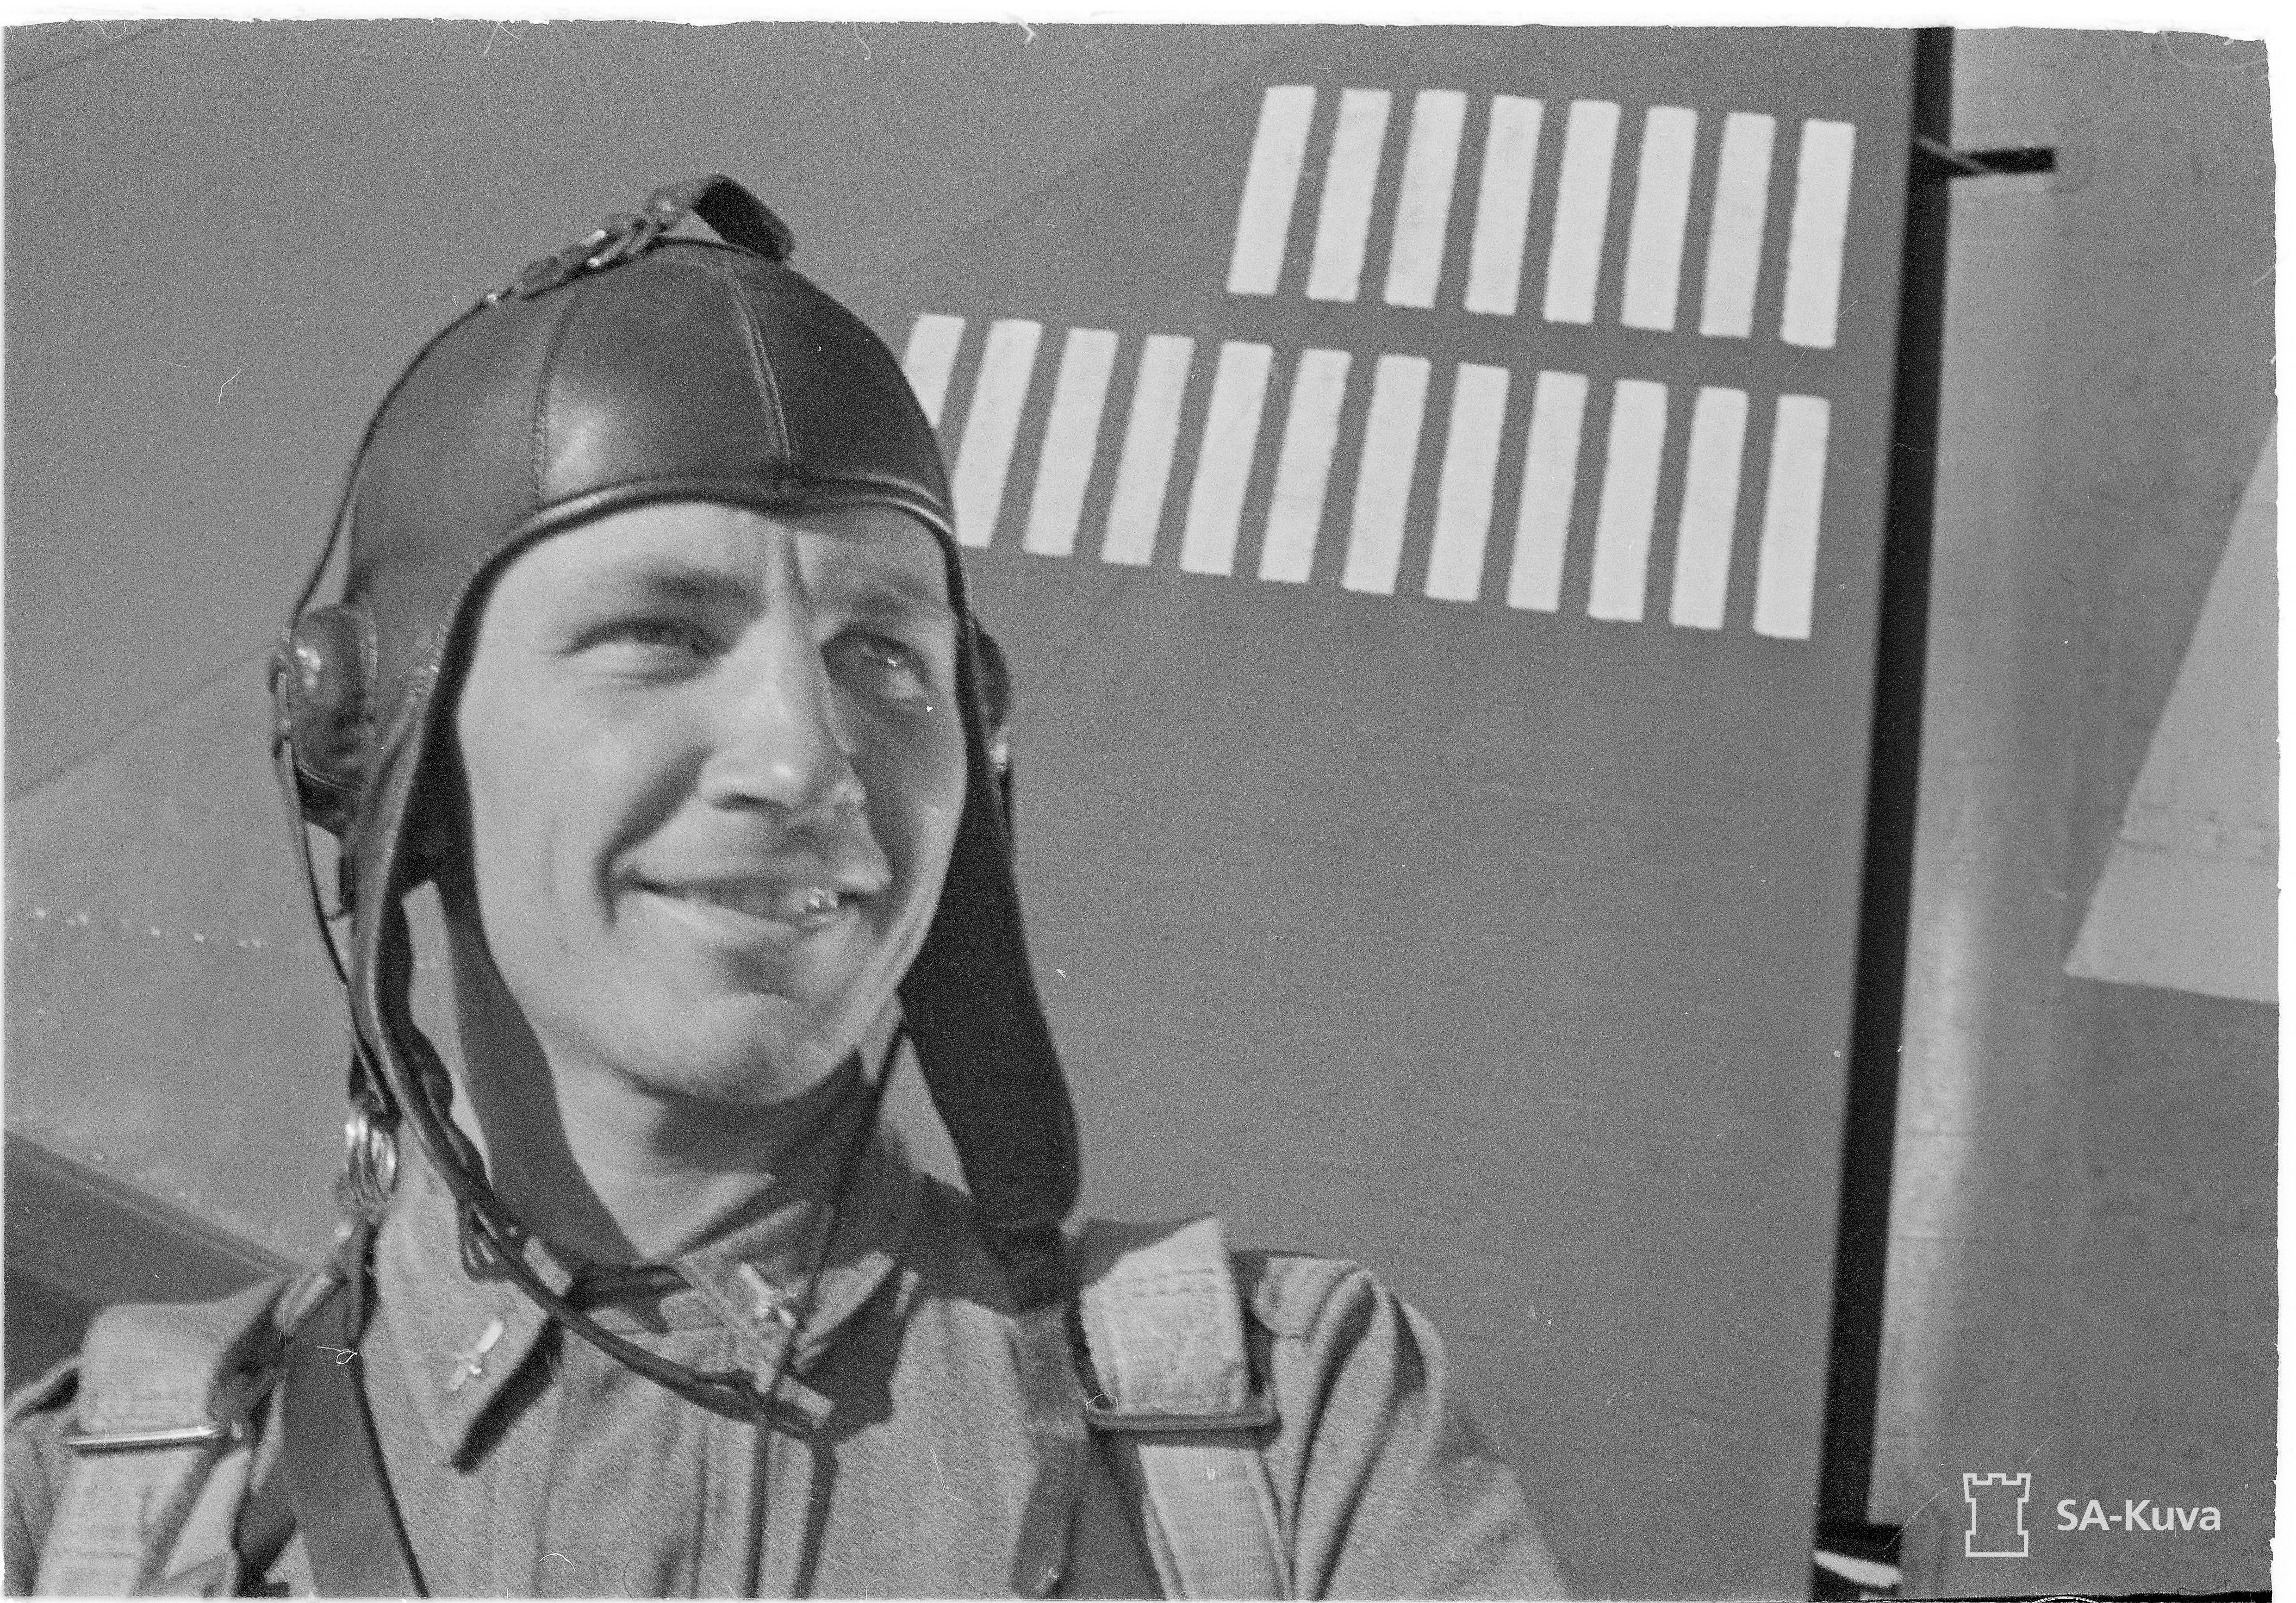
[1873,29,2274,1597]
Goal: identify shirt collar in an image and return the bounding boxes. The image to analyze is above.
[371,1083,924,1465]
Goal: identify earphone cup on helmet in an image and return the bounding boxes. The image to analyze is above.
[271,600,376,839]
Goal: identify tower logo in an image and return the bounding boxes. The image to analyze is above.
[1963,1472,2033,1558]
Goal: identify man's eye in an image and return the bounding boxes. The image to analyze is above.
[583,618,716,661]
[826,630,931,702]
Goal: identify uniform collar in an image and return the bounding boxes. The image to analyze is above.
[371,1078,924,1466]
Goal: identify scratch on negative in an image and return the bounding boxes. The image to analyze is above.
[552,25,611,125]
[850,21,871,60]
[218,368,240,404]
[1886,1481,1954,1553]
[2159,33,2268,70]
[927,1445,962,1503]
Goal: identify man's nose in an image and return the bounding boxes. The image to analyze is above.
[696,617,865,819]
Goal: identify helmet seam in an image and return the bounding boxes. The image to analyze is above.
[528,279,591,518]
[724,258,796,484]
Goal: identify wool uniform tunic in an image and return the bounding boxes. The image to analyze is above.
[7,1090,1568,1597]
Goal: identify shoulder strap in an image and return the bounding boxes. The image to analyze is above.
[1077,1216,1292,1601]
[275,1269,426,1597]
[130,1232,427,1599]
[33,1276,292,1596]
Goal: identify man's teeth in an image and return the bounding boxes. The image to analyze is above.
[668,884,846,922]
[780,886,843,921]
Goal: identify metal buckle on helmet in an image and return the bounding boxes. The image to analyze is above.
[584,211,660,272]
[485,211,665,305]
[485,236,598,305]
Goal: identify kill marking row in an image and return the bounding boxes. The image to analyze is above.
[905,314,1833,639]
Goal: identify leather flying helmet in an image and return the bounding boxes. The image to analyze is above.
[270,177,1079,1414]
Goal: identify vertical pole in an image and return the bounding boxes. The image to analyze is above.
[1811,25,1953,1597]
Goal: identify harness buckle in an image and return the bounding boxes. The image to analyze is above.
[60,1367,274,1454]
[58,1417,243,1453]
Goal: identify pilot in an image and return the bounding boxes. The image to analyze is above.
[6,176,1568,1600]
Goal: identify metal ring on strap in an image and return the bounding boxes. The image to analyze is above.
[337,1101,400,1223]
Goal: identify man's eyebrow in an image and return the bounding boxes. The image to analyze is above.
[823,568,958,624]
[563,558,953,625]
[572,560,757,610]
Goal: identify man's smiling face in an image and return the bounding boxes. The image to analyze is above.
[448,500,967,1107]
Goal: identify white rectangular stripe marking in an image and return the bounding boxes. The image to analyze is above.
[1507,370,1588,611]
[1382,88,1468,309]
[1342,355,1431,594]
[1259,349,1352,583]
[1697,112,1775,338]
[1100,335,1195,567]
[949,318,1041,549]
[1753,393,1831,639]
[901,314,966,428]
[1022,328,1120,558]
[1668,386,1749,629]
[1226,85,1318,297]
[1424,363,1510,602]
[1618,106,1699,332]
[1305,88,1394,303]
[1179,342,1275,575]
[1780,119,1856,349]
[1542,100,1621,325]
[1462,95,1543,317]
[1586,379,1669,622]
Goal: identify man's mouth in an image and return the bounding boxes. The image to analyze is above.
[634,877,877,932]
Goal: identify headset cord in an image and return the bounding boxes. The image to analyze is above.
[740,1024,908,1599]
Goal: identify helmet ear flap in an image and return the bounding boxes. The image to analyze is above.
[270,601,376,840]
